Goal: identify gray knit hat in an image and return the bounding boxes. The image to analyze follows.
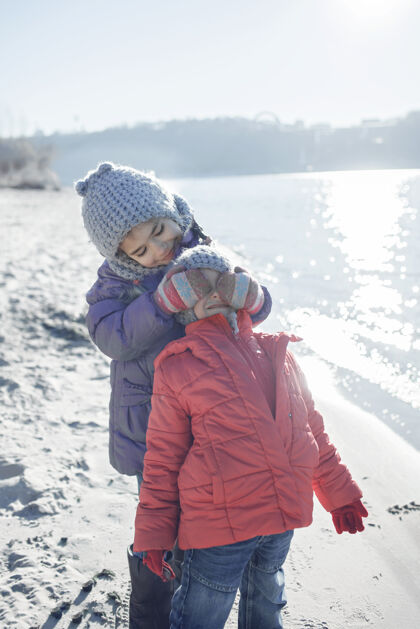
[171,246,238,330]
[171,245,233,275]
[75,162,194,279]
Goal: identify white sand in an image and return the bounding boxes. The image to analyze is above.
[1,189,420,627]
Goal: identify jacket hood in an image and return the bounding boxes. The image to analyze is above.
[154,310,301,373]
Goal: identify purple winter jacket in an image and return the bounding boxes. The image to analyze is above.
[85,230,273,476]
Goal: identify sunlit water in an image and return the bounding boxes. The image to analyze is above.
[171,169,420,449]
[1,169,419,451]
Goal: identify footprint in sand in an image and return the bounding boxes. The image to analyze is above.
[0,461,43,513]
[0,376,19,392]
[7,552,36,571]
[0,476,43,511]
[0,460,64,520]
[293,619,329,629]
[0,461,25,480]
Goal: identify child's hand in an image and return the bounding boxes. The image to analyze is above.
[216,268,264,315]
[154,265,213,314]
[142,550,176,582]
[331,500,368,534]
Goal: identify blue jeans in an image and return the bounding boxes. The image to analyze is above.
[170,530,293,629]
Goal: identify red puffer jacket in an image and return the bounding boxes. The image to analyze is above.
[134,312,362,551]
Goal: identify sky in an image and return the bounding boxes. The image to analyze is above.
[1,0,420,137]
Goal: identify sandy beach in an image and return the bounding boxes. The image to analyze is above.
[1,187,419,628]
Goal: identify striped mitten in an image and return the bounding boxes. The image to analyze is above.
[216,270,264,315]
[153,265,213,314]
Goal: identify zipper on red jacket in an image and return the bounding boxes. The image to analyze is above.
[222,320,276,418]
[217,316,258,377]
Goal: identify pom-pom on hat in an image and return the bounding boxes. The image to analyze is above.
[75,162,194,278]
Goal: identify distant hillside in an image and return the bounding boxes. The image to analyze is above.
[0,138,60,189]
[31,112,420,185]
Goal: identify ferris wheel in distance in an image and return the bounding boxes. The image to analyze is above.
[254,111,282,127]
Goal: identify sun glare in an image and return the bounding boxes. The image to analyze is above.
[338,0,411,20]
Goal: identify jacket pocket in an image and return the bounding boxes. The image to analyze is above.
[290,430,320,468]
[178,447,225,508]
[120,378,152,407]
[202,448,225,505]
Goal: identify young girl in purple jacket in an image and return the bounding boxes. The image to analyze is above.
[76,162,272,628]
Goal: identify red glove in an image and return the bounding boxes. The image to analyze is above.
[331,500,368,534]
[143,550,176,582]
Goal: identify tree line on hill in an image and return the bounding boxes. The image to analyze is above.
[0,138,59,189]
[2,110,420,188]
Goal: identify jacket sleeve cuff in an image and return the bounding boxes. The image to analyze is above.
[149,292,175,321]
[313,477,363,512]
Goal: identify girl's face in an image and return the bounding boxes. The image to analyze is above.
[193,269,234,320]
[119,217,182,268]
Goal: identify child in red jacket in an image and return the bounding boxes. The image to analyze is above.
[134,246,368,629]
